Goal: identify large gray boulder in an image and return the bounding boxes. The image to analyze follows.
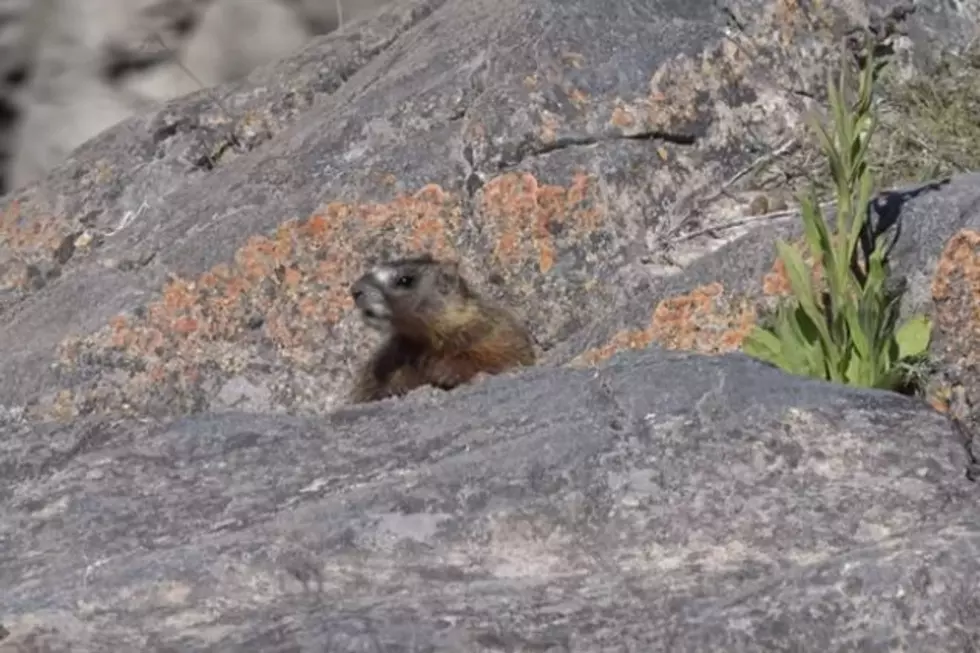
[1,351,978,651]
[1,0,979,650]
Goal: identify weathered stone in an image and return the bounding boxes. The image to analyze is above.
[1,0,980,650]
[559,173,980,423]
[5,0,978,422]
[1,350,978,651]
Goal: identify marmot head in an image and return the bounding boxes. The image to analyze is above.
[350,254,476,342]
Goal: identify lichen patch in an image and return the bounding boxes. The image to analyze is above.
[479,171,602,274]
[48,187,465,421]
[572,283,758,366]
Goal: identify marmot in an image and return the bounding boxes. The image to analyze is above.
[347,254,536,404]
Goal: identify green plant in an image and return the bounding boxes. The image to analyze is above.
[741,43,932,392]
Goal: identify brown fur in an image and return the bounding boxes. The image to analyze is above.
[347,255,536,404]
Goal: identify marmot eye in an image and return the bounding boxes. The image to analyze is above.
[395,275,415,288]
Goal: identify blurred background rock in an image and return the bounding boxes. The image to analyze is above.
[0,0,391,196]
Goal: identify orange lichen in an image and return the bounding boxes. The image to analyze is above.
[761,238,826,298]
[568,87,589,109]
[927,388,950,414]
[172,316,199,335]
[574,283,758,366]
[932,230,980,304]
[611,104,637,128]
[0,198,80,293]
[0,200,63,251]
[762,256,793,296]
[52,184,466,421]
[930,230,980,382]
[50,171,622,420]
[479,171,602,274]
[773,0,803,45]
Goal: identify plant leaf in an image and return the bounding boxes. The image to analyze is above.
[893,314,932,360]
[741,327,784,366]
[775,241,838,366]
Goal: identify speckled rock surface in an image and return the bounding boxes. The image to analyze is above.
[2,0,980,649]
[1,350,978,651]
[554,173,980,434]
[2,0,978,423]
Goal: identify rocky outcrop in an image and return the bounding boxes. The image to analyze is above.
[0,0,391,194]
[2,350,978,651]
[1,0,979,650]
